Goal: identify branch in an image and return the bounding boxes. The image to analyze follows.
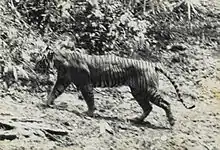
[43,128,68,136]
[0,132,17,140]
[0,122,15,130]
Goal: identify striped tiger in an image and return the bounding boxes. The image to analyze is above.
[35,50,195,126]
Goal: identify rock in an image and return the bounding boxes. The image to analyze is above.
[167,44,187,52]
[0,131,18,140]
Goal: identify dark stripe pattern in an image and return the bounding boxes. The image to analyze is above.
[46,50,194,109]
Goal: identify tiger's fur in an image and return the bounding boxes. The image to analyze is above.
[36,50,195,126]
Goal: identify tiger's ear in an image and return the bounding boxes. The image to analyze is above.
[47,50,54,62]
[47,52,54,61]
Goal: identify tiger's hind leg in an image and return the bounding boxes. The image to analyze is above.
[79,84,96,117]
[47,77,71,106]
[150,90,175,126]
[130,89,153,123]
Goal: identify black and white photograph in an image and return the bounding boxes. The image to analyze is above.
[0,0,219,149]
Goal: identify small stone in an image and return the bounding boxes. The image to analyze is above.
[160,135,167,141]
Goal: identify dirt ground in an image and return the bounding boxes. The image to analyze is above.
[0,44,220,150]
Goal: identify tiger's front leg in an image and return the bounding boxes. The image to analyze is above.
[79,84,96,117]
[47,77,71,107]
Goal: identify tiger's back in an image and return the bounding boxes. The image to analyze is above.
[84,54,159,89]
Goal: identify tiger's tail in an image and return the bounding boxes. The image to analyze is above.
[155,64,195,109]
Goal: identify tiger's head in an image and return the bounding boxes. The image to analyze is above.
[35,48,54,74]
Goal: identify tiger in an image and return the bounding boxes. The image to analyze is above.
[35,50,195,126]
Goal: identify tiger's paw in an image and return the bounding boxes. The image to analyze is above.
[82,109,95,118]
[129,117,144,124]
[46,104,55,108]
[46,100,54,107]
[168,118,175,127]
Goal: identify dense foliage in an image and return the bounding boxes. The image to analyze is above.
[10,0,217,56]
